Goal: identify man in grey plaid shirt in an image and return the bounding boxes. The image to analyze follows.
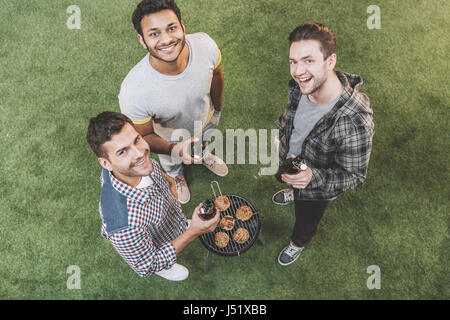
[273,23,374,266]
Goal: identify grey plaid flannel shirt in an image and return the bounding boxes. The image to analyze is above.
[276,71,374,200]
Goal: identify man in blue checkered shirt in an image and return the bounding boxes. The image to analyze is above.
[86,112,219,281]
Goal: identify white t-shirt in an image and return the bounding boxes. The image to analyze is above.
[118,32,221,141]
[136,175,154,189]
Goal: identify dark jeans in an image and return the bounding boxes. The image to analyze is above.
[292,190,329,247]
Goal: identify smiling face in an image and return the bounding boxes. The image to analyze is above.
[289,40,336,96]
[138,9,186,64]
[98,123,153,187]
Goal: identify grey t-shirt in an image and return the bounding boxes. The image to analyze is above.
[287,93,340,157]
[118,32,221,141]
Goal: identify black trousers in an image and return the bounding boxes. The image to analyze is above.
[292,190,329,247]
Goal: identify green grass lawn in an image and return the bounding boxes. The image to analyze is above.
[0,0,448,300]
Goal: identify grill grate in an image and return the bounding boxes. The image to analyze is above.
[199,194,261,257]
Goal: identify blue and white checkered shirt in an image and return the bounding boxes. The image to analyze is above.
[99,160,188,277]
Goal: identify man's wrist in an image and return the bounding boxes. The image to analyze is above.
[308,167,323,188]
[168,142,176,155]
[166,175,176,186]
[184,225,200,238]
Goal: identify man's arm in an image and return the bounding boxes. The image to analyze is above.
[306,125,373,193]
[107,206,219,277]
[171,205,220,255]
[108,227,177,277]
[161,170,177,200]
[134,120,174,155]
[210,65,224,112]
[282,122,374,193]
[134,120,194,163]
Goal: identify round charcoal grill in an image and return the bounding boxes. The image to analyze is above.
[199,194,261,257]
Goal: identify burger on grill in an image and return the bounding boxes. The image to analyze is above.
[220,215,235,231]
[233,228,250,244]
[236,205,253,221]
[214,196,230,211]
[214,232,229,248]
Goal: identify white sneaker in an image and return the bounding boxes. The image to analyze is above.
[272,189,294,205]
[175,174,190,204]
[155,263,189,281]
[202,153,228,177]
[277,241,304,266]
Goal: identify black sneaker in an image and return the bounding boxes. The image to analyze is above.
[278,241,304,266]
[272,189,294,205]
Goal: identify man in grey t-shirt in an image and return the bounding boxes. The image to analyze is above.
[118,0,228,204]
[273,23,374,267]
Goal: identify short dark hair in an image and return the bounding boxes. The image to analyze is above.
[86,111,135,158]
[289,22,336,59]
[132,0,182,36]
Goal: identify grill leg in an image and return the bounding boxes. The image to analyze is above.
[257,232,265,246]
[203,250,212,274]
